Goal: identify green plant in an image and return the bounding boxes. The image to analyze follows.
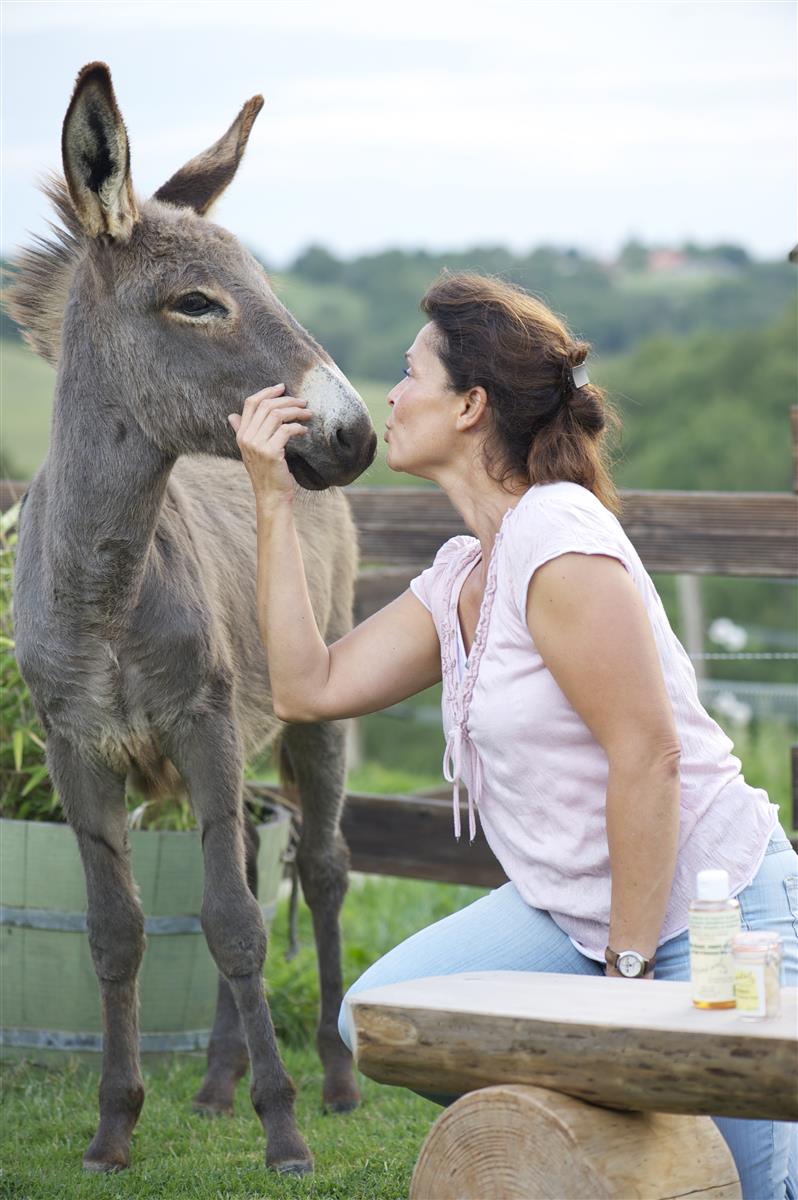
[0,504,196,829]
[0,502,59,820]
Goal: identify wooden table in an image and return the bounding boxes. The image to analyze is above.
[348,971,798,1199]
[348,970,798,1120]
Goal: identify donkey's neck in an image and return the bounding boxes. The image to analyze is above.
[45,367,175,636]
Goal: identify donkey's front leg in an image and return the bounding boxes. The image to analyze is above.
[166,713,312,1175]
[192,817,259,1116]
[47,735,145,1172]
[282,721,361,1113]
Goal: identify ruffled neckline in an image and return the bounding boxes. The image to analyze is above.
[439,505,515,841]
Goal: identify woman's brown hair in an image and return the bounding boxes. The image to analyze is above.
[420,272,623,516]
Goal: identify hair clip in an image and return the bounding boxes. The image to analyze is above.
[572,363,589,389]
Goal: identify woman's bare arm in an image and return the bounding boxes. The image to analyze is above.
[257,501,440,721]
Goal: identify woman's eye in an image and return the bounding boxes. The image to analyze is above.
[176,292,217,316]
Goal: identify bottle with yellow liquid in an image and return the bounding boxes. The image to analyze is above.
[689,869,741,1009]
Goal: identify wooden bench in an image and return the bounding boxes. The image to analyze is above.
[347,970,798,1199]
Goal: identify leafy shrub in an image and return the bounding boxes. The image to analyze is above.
[0,503,198,829]
[0,502,58,820]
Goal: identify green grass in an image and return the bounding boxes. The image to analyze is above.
[0,1049,438,1199]
[1,875,484,1199]
[0,340,56,478]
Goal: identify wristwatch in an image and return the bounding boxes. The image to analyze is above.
[604,946,656,978]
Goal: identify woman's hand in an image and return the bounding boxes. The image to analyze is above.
[228,384,312,507]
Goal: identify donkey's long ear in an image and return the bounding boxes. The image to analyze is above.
[153,96,264,216]
[62,62,138,241]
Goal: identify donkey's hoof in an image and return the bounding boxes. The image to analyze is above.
[273,1158,314,1177]
[193,1098,235,1118]
[267,1139,314,1176]
[324,1096,360,1114]
[83,1155,127,1174]
[323,1080,361,1114]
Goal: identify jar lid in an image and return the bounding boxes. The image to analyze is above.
[730,931,781,955]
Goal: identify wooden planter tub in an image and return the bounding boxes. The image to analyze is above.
[0,799,291,1059]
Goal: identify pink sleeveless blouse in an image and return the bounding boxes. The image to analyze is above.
[409,481,778,961]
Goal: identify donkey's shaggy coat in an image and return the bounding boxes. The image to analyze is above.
[7,62,377,1175]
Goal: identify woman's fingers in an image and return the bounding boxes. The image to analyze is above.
[230,391,308,431]
[239,407,311,457]
[227,388,315,500]
[245,399,309,445]
[272,422,310,450]
[230,383,288,435]
[228,396,302,435]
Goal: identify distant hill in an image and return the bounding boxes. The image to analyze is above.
[600,297,797,494]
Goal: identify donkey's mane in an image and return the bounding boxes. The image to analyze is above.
[4,175,84,366]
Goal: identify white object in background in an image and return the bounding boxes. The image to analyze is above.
[711,690,753,727]
[709,617,748,652]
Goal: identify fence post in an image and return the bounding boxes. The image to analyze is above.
[787,403,792,835]
[676,575,705,684]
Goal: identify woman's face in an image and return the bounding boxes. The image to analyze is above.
[384,322,458,480]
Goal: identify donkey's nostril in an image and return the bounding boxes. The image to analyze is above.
[326,414,377,481]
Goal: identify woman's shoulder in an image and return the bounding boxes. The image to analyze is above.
[509,481,618,537]
[501,482,633,611]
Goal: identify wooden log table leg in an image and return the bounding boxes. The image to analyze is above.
[409,1084,741,1200]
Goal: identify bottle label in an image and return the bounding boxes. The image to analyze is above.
[689,908,741,1004]
[734,965,766,1016]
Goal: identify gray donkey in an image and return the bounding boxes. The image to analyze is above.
[7,62,377,1176]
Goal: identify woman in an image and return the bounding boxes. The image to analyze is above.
[229,273,797,1199]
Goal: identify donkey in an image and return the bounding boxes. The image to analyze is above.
[7,62,377,1176]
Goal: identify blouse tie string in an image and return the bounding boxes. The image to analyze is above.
[442,721,482,845]
[441,511,510,844]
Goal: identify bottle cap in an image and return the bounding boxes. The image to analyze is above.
[696,869,730,901]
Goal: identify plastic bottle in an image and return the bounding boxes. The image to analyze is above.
[688,869,741,1009]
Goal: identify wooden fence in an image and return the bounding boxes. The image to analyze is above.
[2,406,797,880]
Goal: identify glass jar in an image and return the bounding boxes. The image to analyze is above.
[730,931,782,1019]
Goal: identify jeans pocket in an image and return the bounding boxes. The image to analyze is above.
[784,875,798,939]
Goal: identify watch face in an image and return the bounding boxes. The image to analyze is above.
[618,953,643,978]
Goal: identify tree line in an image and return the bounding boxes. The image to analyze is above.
[270,240,794,381]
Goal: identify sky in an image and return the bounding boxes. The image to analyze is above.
[2,0,796,266]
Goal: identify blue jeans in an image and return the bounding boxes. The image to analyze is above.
[339,826,798,1200]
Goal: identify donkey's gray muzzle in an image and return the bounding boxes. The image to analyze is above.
[287,414,377,490]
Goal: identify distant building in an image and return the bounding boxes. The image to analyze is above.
[645,248,741,280]
[648,248,688,274]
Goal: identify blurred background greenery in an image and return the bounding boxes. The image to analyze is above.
[1,237,796,832]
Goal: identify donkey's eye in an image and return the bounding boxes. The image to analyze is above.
[174,292,223,316]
